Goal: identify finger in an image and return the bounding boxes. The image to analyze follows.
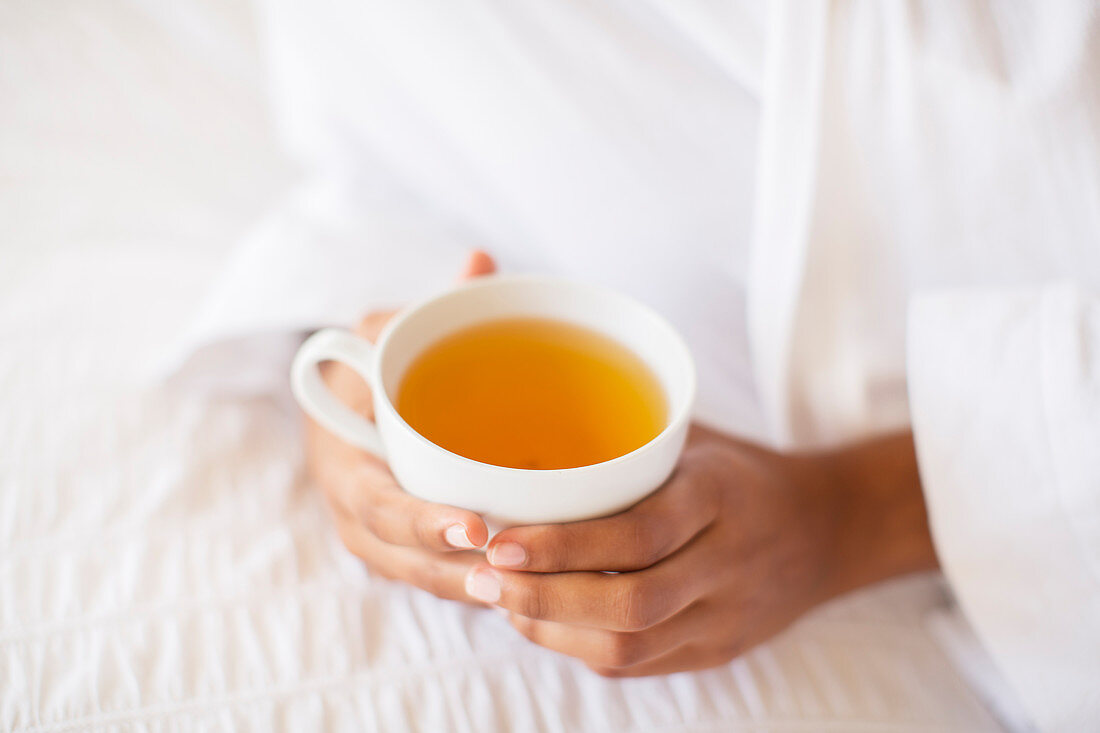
[586,640,740,678]
[326,459,489,551]
[356,310,399,343]
[466,537,713,630]
[507,608,699,669]
[486,465,719,572]
[314,310,399,427]
[459,249,496,280]
[334,507,484,602]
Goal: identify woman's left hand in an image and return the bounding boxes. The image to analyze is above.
[467,425,938,677]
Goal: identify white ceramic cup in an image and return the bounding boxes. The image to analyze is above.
[290,274,695,526]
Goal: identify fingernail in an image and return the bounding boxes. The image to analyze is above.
[465,568,502,603]
[445,524,475,549]
[488,541,526,568]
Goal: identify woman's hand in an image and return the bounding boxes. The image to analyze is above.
[306,254,938,674]
[304,251,497,601]
[469,426,939,676]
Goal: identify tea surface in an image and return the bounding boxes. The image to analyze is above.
[396,317,666,469]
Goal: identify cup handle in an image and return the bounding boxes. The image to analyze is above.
[290,327,387,459]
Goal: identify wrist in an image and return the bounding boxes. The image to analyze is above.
[814,433,940,599]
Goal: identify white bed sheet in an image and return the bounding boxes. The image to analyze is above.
[0,2,1005,730]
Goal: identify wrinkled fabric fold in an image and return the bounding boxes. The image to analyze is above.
[909,285,1100,732]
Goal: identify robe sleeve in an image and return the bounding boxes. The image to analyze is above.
[908,283,1100,732]
[156,173,482,398]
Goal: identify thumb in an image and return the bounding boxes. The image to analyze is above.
[459,250,497,281]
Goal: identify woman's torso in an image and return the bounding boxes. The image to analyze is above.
[263,0,1100,443]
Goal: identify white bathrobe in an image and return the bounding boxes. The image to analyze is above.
[173,2,1100,730]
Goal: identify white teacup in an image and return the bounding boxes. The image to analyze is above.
[291,274,695,526]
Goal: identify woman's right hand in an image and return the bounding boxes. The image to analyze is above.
[304,251,496,601]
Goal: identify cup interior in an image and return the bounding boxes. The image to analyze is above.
[377,276,694,445]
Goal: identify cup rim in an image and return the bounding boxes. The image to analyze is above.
[370,273,697,475]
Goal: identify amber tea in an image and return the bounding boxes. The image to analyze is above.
[395,317,666,469]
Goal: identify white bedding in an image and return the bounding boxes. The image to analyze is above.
[0,2,1006,730]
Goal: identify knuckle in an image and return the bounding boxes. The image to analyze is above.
[616,577,660,631]
[356,500,385,539]
[602,631,645,668]
[412,513,441,548]
[407,561,447,597]
[357,488,402,543]
[515,579,552,620]
[528,526,569,570]
[628,516,667,568]
[698,467,724,517]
